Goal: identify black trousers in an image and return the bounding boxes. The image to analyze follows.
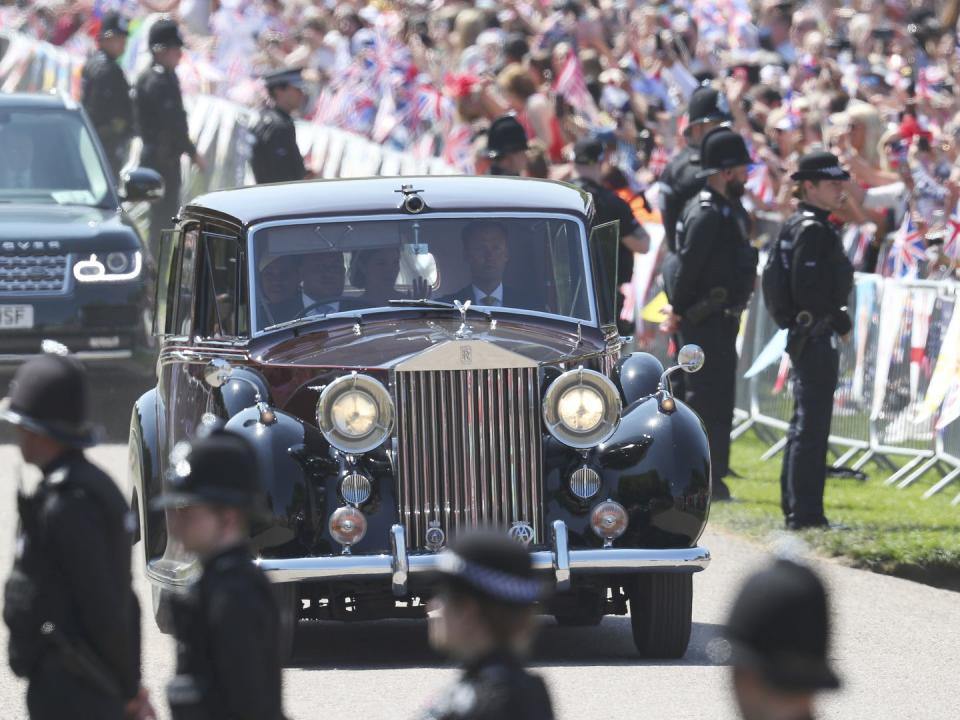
[679,313,738,487]
[27,656,124,720]
[780,334,839,523]
[143,154,181,261]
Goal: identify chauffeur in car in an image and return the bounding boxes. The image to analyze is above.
[129,176,712,659]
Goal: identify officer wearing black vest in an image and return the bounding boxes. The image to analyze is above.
[1,352,152,719]
[658,85,732,253]
[415,530,554,720]
[777,151,854,530]
[669,127,757,501]
[251,68,309,184]
[152,425,285,720]
[81,12,134,178]
[485,115,528,177]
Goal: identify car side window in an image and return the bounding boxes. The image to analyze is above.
[173,226,198,337]
[198,232,245,339]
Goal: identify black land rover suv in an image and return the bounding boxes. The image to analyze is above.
[0,93,162,375]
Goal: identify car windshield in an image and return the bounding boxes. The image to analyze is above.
[0,109,112,207]
[250,215,592,332]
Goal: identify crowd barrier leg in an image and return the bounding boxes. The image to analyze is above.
[883,454,932,486]
[895,456,943,489]
[831,447,861,468]
[759,437,789,461]
[850,449,876,471]
[924,467,960,499]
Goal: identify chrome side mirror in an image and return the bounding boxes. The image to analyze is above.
[677,344,705,373]
[203,358,233,388]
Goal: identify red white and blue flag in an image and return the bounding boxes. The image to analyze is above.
[886,214,926,278]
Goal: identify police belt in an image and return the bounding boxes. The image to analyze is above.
[793,310,833,336]
[684,287,745,325]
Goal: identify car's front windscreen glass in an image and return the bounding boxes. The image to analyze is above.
[0,109,111,207]
[250,216,591,332]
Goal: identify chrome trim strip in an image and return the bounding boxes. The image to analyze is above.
[390,524,408,597]
[0,349,133,363]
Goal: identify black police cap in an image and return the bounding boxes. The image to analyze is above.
[430,529,548,606]
[99,11,130,38]
[791,150,851,182]
[263,67,305,90]
[0,351,97,447]
[148,18,185,49]
[726,559,841,692]
[151,427,265,514]
[486,115,528,159]
[687,85,732,128]
[697,126,751,177]
[573,137,604,165]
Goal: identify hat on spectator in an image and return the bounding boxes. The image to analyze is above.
[697,127,751,177]
[726,559,841,692]
[149,18,185,49]
[686,85,732,130]
[791,150,851,181]
[573,137,605,165]
[263,67,305,90]
[486,115,528,159]
[99,11,129,38]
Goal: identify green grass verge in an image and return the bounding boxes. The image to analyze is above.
[711,435,960,582]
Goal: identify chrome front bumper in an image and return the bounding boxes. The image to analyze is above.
[256,520,710,596]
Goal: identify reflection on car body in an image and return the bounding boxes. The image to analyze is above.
[129,176,712,659]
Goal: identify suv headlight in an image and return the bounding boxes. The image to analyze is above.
[73,251,142,283]
[316,373,394,453]
[543,368,621,448]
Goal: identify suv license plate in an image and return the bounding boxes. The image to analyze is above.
[0,305,34,329]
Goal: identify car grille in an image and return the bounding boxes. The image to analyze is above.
[395,368,545,550]
[0,253,70,294]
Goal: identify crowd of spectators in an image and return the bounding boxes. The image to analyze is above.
[3,0,960,279]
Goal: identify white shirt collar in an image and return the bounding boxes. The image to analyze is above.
[301,292,339,313]
[473,284,504,306]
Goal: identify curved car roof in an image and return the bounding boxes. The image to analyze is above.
[0,93,78,111]
[184,176,594,228]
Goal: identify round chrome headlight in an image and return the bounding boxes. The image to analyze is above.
[542,368,621,448]
[316,373,394,453]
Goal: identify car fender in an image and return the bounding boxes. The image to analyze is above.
[219,366,273,417]
[128,388,165,563]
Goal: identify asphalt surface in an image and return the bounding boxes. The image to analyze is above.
[0,407,957,719]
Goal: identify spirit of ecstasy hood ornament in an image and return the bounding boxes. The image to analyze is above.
[453,299,473,338]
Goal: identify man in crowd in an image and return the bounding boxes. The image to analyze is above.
[1,352,153,719]
[485,115,529,177]
[726,558,841,720]
[570,137,650,335]
[152,423,285,720]
[135,17,205,258]
[774,151,854,530]
[415,530,554,720]
[668,127,758,501]
[251,67,310,184]
[81,11,134,178]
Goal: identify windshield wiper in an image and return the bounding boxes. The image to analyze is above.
[387,298,492,319]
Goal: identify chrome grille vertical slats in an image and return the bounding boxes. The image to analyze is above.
[486,369,499,524]
[527,368,542,540]
[439,372,451,531]
[477,371,489,521]
[465,370,478,525]
[497,369,509,524]
[428,372,441,525]
[450,371,463,531]
[409,373,423,543]
[507,369,520,524]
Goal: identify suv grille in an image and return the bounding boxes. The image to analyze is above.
[0,253,69,294]
[395,368,544,550]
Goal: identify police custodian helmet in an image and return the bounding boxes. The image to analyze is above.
[151,425,266,514]
[148,17,185,49]
[486,115,529,160]
[686,85,732,128]
[696,126,752,178]
[0,351,97,447]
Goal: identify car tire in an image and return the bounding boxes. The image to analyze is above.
[274,582,299,664]
[152,585,175,635]
[628,573,692,658]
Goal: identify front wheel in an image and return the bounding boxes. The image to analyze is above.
[627,574,693,658]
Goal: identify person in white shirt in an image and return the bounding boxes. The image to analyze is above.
[441,220,526,309]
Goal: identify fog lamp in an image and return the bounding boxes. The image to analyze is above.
[590,500,628,547]
[329,506,367,551]
[569,466,601,500]
[340,472,372,506]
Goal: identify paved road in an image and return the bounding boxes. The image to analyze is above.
[0,440,957,719]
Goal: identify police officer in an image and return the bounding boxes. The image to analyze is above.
[1,352,153,719]
[251,68,310,184]
[669,127,757,500]
[81,11,134,178]
[485,115,528,176]
[415,530,554,720]
[658,85,732,252]
[569,137,650,335]
[135,17,205,258]
[725,559,841,720]
[152,424,285,720]
[778,151,853,530]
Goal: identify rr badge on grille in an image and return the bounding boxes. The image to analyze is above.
[425,520,446,552]
[508,521,534,546]
[459,346,472,366]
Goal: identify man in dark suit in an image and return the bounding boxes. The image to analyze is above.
[299,250,347,315]
[440,220,531,309]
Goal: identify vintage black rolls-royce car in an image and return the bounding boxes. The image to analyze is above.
[129,176,712,659]
[0,93,163,375]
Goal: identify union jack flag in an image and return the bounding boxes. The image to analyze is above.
[553,50,598,123]
[886,214,926,278]
[746,163,774,204]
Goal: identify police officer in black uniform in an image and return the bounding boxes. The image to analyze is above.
[485,115,528,176]
[777,151,853,530]
[1,352,153,720]
[415,530,554,720]
[153,424,285,720]
[726,558,841,720]
[658,85,732,252]
[81,11,134,178]
[669,127,757,500]
[251,67,309,184]
[569,137,650,336]
[135,18,204,258]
